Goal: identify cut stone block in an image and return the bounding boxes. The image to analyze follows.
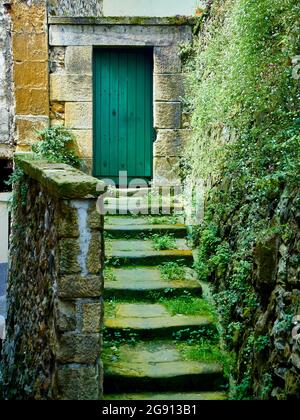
[50,24,191,47]
[154,74,184,102]
[154,102,181,129]
[65,102,92,129]
[56,365,100,400]
[154,46,182,74]
[50,74,92,101]
[71,129,93,158]
[65,46,92,74]
[154,129,191,157]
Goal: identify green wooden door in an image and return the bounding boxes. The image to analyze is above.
[93,48,154,183]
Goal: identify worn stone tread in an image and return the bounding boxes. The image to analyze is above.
[106,224,187,238]
[103,205,184,215]
[105,267,202,298]
[104,303,213,336]
[104,391,226,400]
[107,239,193,266]
[104,342,224,392]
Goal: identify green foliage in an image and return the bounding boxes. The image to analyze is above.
[172,327,219,345]
[255,335,270,353]
[6,168,28,209]
[152,234,177,250]
[183,0,300,397]
[147,215,179,225]
[184,0,300,188]
[194,223,231,282]
[104,267,117,282]
[103,328,139,348]
[178,341,235,379]
[161,295,217,318]
[159,261,185,280]
[32,125,81,168]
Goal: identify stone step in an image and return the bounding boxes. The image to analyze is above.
[105,216,185,226]
[103,204,184,216]
[105,223,187,239]
[104,267,202,299]
[104,391,226,400]
[106,188,183,199]
[110,188,151,197]
[107,239,193,266]
[103,342,225,393]
[104,303,215,339]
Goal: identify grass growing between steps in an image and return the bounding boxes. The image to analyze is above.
[104,267,117,282]
[177,341,234,379]
[161,296,217,319]
[104,296,217,320]
[159,261,186,280]
[147,215,179,225]
[152,234,177,250]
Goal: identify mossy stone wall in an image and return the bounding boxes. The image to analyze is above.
[1,155,105,400]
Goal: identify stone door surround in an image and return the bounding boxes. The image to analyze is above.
[49,17,193,182]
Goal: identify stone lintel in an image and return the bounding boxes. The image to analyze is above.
[49,24,192,47]
[48,16,197,26]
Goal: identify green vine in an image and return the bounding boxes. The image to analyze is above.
[32,125,81,168]
[183,0,300,399]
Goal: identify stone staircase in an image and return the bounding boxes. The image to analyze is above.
[103,194,227,400]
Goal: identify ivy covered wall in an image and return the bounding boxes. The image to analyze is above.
[184,0,300,399]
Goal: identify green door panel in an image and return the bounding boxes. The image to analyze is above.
[93,48,154,182]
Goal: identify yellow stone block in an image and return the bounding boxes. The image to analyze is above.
[16,118,48,145]
[28,34,48,61]
[71,130,93,158]
[15,88,49,116]
[15,144,32,153]
[14,61,48,89]
[12,34,28,61]
[12,2,46,33]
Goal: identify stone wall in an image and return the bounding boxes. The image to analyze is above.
[11,0,49,152]
[48,0,103,17]
[48,17,193,181]
[0,1,14,157]
[250,188,300,399]
[1,155,105,400]
[195,178,300,399]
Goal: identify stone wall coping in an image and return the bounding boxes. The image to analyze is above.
[0,144,14,159]
[15,153,105,199]
[48,16,196,26]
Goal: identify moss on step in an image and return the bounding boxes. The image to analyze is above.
[103,341,225,393]
[104,391,226,400]
[160,296,217,319]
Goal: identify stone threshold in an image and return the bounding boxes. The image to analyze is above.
[48,16,197,26]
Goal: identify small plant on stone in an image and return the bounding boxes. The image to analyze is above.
[159,261,185,280]
[161,295,217,318]
[148,215,179,225]
[104,267,117,282]
[5,168,28,209]
[32,125,81,168]
[152,234,177,250]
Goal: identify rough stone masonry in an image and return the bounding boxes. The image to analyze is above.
[0,1,13,156]
[1,154,105,400]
